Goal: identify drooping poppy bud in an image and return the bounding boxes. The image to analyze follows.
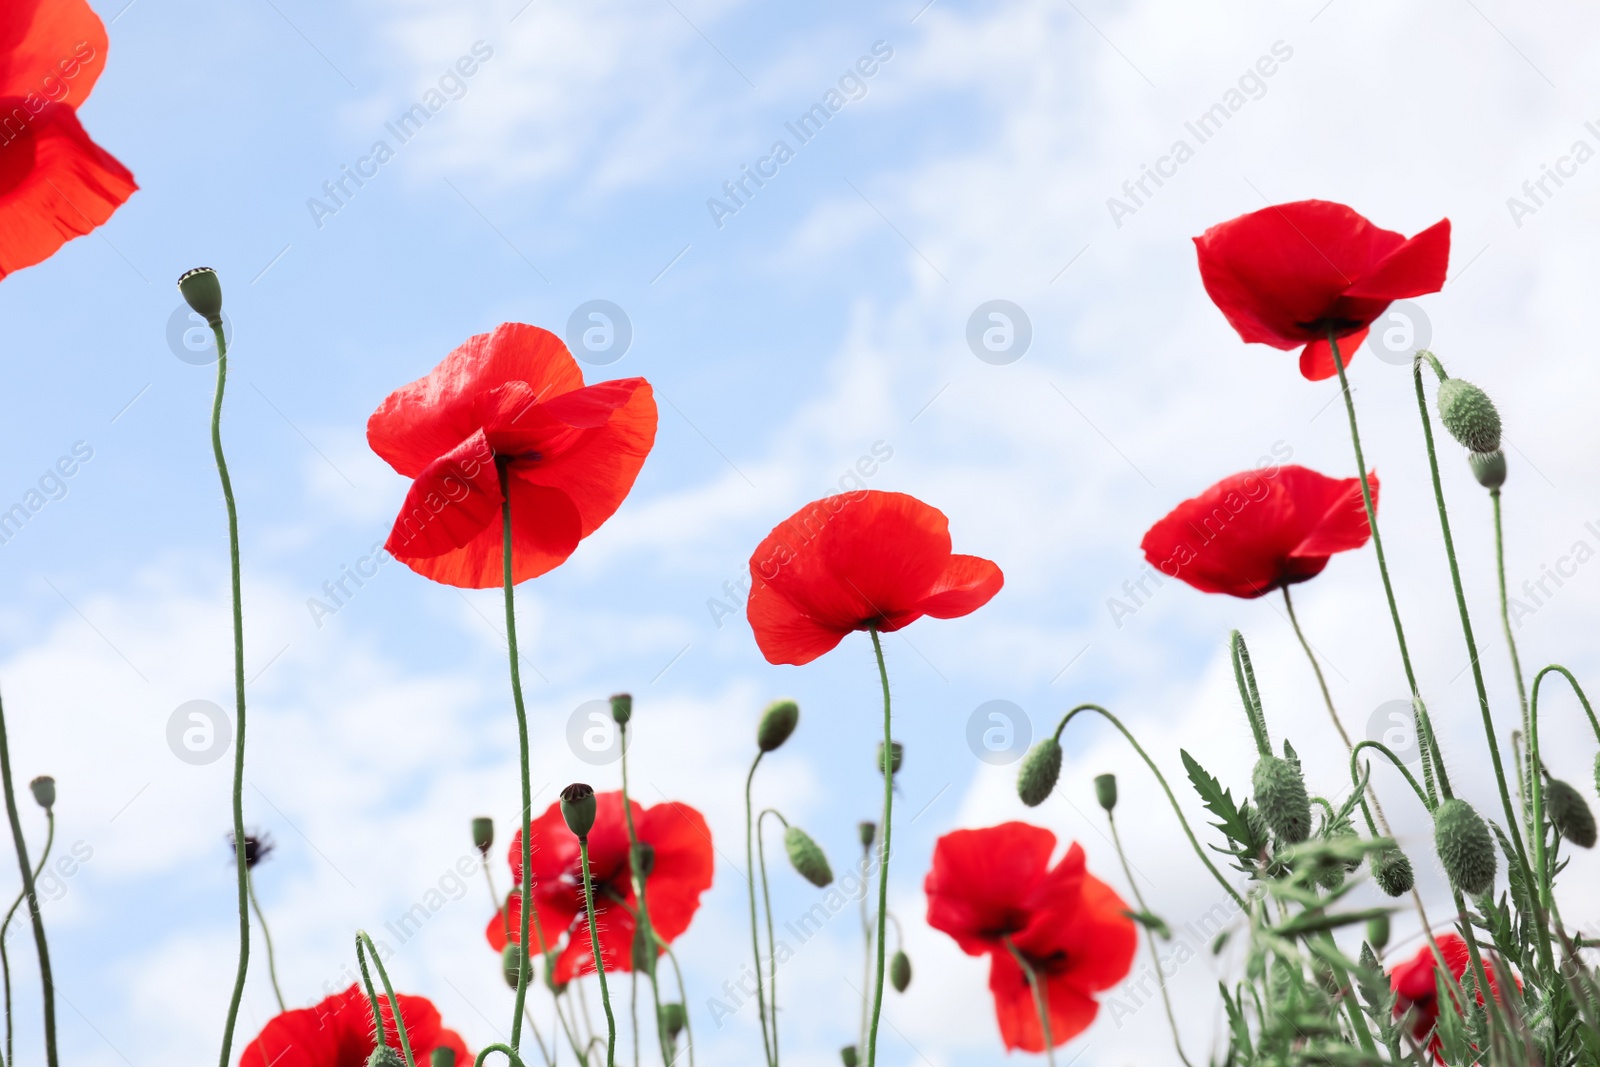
[366,1048,404,1067]
[1468,450,1506,490]
[177,267,225,327]
[659,1002,687,1041]
[632,841,656,877]
[1436,378,1502,453]
[471,816,494,857]
[785,826,833,887]
[1014,739,1061,807]
[610,693,633,725]
[1545,777,1597,849]
[840,1046,860,1067]
[890,949,912,992]
[560,783,597,838]
[28,776,55,811]
[877,741,903,777]
[1370,846,1415,898]
[757,699,799,752]
[431,1049,457,1067]
[1434,798,1497,896]
[1366,914,1390,952]
[1252,755,1311,844]
[858,821,876,849]
[502,943,525,989]
[1094,773,1118,813]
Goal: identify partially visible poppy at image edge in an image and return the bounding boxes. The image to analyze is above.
[239,985,469,1067]
[1388,933,1517,1061]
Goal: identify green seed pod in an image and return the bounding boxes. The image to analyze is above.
[177,267,224,327]
[560,783,597,838]
[757,699,800,752]
[877,741,903,777]
[367,1048,405,1067]
[501,943,525,989]
[1437,378,1502,453]
[1545,777,1597,849]
[610,692,633,725]
[1468,450,1506,490]
[785,826,834,887]
[431,1048,457,1067]
[1252,755,1311,844]
[890,950,912,993]
[632,841,656,877]
[1016,739,1062,807]
[1370,846,1415,898]
[471,816,494,856]
[1094,773,1118,813]
[840,1047,860,1067]
[659,1002,687,1040]
[1366,914,1390,952]
[858,821,876,849]
[28,776,54,811]
[1434,798,1497,896]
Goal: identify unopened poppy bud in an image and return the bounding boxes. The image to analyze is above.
[632,841,656,877]
[785,826,834,887]
[1366,914,1390,952]
[890,949,912,993]
[610,693,632,725]
[28,776,54,811]
[840,1046,860,1067]
[1010,739,1058,807]
[1468,450,1506,490]
[1370,846,1415,898]
[1545,777,1597,849]
[633,922,657,977]
[757,699,799,752]
[560,783,597,838]
[659,1002,687,1040]
[177,267,224,327]
[545,960,566,996]
[502,943,525,989]
[471,816,493,856]
[858,821,876,849]
[367,1048,404,1067]
[1434,798,1497,896]
[1094,773,1117,813]
[431,1049,456,1067]
[877,741,903,777]
[1252,755,1311,844]
[1436,378,1502,453]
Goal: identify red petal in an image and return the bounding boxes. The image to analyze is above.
[1345,218,1451,300]
[924,823,1055,957]
[0,0,109,104]
[1298,326,1369,381]
[914,553,1004,619]
[635,801,715,947]
[0,103,135,279]
[394,478,582,588]
[745,577,849,666]
[383,430,501,560]
[484,889,571,956]
[987,947,1100,1052]
[1290,469,1376,559]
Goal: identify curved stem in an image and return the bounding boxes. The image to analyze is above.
[358,930,418,1067]
[1002,937,1054,1067]
[664,944,695,1067]
[1281,588,1350,750]
[474,1044,529,1067]
[1106,811,1191,1067]
[210,320,249,1067]
[1052,704,1245,908]
[0,699,54,1067]
[864,628,894,1067]
[1230,631,1269,756]
[248,867,287,1013]
[743,752,773,1066]
[1349,742,1434,815]
[498,460,536,1051]
[1529,665,1600,910]
[1,808,52,1067]
[756,810,783,1065]
[1492,491,1533,815]
[578,839,617,1067]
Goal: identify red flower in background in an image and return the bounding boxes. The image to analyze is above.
[1389,934,1516,1061]
[1194,200,1449,380]
[487,791,713,983]
[0,0,137,279]
[240,985,468,1067]
[1139,465,1377,599]
[747,490,1002,666]
[925,823,1135,1053]
[367,323,656,588]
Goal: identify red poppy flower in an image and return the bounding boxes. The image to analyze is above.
[1194,200,1450,381]
[924,822,1135,1053]
[486,790,713,983]
[367,323,656,588]
[0,0,136,279]
[240,984,469,1067]
[746,490,1003,666]
[1388,933,1516,1061]
[1140,465,1377,599]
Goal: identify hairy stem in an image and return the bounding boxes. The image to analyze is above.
[578,839,617,1066]
[248,867,286,1013]
[743,752,773,1066]
[864,629,894,1067]
[1,807,51,1067]
[498,460,536,1051]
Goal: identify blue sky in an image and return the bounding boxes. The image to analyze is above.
[3,0,1600,1064]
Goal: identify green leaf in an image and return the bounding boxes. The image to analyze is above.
[1123,908,1171,940]
[1182,749,1266,856]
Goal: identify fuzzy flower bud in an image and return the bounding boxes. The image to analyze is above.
[659,1003,687,1040]
[28,776,54,811]
[502,943,525,989]
[177,267,225,327]
[610,693,633,725]
[1365,915,1390,952]
[367,1048,404,1067]
[1468,449,1506,490]
[1014,738,1061,807]
[471,816,494,857]
[1370,846,1415,898]
[757,699,799,752]
[858,821,876,849]
[1434,798,1497,896]
[890,949,912,993]
[1252,755,1311,844]
[1545,777,1597,849]
[785,826,834,887]
[1094,773,1118,813]
[877,740,903,777]
[560,783,597,838]
[1437,378,1502,453]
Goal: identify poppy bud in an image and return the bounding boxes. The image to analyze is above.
[502,943,525,989]
[840,1047,860,1067]
[1012,739,1061,807]
[858,821,876,849]
[877,741,903,778]
[890,949,912,993]
[1434,798,1497,896]
[1545,777,1597,849]
[1370,846,1415,898]
[28,776,54,811]
[659,1002,687,1040]
[367,1048,404,1067]
[1094,773,1118,813]
[1468,450,1506,490]
[1436,378,1502,453]
[560,783,597,839]
[610,692,632,725]
[785,826,834,887]
[177,267,225,327]
[545,960,566,996]
[471,816,494,857]
[757,699,799,752]
[633,922,657,978]
[431,1049,456,1067]
[1366,914,1390,952]
[1252,755,1311,844]
[632,841,656,877]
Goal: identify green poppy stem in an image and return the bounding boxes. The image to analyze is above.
[0,699,52,1067]
[863,628,894,1067]
[743,751,774,1066]
[248,867,287,1013]
[1105,810,1190,1067]
[1002,937,1054,1067]
[577,838,617,1066]
[357,930,418,1067]
[756,809,782,1065]
[0,805,51,1067]
[616,721,672,1066]
[1528,666,1600,909]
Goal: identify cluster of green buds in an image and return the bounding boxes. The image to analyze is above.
[1434,369,1506,490]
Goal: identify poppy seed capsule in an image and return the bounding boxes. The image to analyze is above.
[1436,378,1502,453]
[890,949,912,992]
[1468,449,1506,490]
[28,775,54,811]
[858,821,876,849]
[1016,739,1062,807]
[757,699,799,752]
[785,826,834,887]
[659,1002,687,1040]
[1366,914,1390,952]
[367,1048,405,1067]
[177,267,224,327]
[431,1049,457,1067]
[840,1047,860,1067]
[1370,846,1415,897]
[560,783,597,838]
[471,816,494,856]
[610,693,632,725]
[1544,777,1597,849]
[501,943,525,989]
[1433,798,1497,896]
[1252,755,1312,844]
[877,741,903,777]
[632,841,656,877]
[1094,773,1118,813]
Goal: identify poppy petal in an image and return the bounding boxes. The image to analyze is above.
[745,577,850,666]
[636,801,716,946]
[914,553,1004,619]
[397,479,582,588]
[925,823,1055,957]
[510,378,657,538]
[383,430,501,560]
[1290,470,1376,559]
[1345,218,1451,300]
[1297,327,1369,381]
[0,0,109,104]
[987,947,1100,1052]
